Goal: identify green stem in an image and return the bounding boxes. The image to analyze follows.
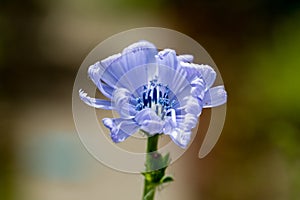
[143,134,159,200]
[146,134,159,153]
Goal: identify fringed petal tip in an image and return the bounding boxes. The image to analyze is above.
[155,49,181,71]
[156,49,176,60]
[177,54,194,63]
[100,53,122,69]
[79,89,114,109]
[88,62,101,81]
[101,41,156,69]
[123,40,157,54]
[79,89,97,107]
[88,61,100,71]
[180,62,216,89]
[79,89,89,102]
[203,85,227,108]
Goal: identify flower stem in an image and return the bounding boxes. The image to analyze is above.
[142,134,173,200]
[146,134,159,153]
[143,134,159,200]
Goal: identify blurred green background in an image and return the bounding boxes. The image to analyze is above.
[1,0,300,199]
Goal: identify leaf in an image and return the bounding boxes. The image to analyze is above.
[161,176,174,184]
[162,152,171,166]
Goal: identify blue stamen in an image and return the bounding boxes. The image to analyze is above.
[142,91,147,108]
[135,79,175,119]
[153,88,157,104]
[148,97,152,108]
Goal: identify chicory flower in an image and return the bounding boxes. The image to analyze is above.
[79,41,227,148]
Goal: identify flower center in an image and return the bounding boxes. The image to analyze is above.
[135,79,175,119]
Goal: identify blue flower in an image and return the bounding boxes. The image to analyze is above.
[79,41,227,148]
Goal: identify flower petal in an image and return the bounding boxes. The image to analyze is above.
[175,96,202,117]
[122,40,157,68]
[164,108,198,149]
[134,108,164,135]
[190,77,206,100]
[111,62,150,97]
[100,41,157,83]
[140,120,164,135]
[103,118,139,143]
[180,62,216,89]
[179,62,199,81]
[157,64,189,99]
[166,128,192,149]
[79,89,114,109]
[135,108,161,123]
[156,49,179,70]
[197,64,217,89]
[177,54,194,63]
[112,88,137,118]
[88,62,115,99]
[202,85,227,108]
[176,113,198,131]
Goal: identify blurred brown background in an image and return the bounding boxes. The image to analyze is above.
[1,0,300,199]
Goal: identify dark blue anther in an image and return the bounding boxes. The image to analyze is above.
[136,97,142,103]
[164,93,169,99]
[147,90,152,99]
[163,87,169,99]
[153,88,157,104]
[171,100,175,107]
[158,97,163,105]
[143,90,147,108]
[148,96,152,107]
[136,104,142,111]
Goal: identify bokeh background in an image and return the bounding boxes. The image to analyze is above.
[1,0,300,199]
